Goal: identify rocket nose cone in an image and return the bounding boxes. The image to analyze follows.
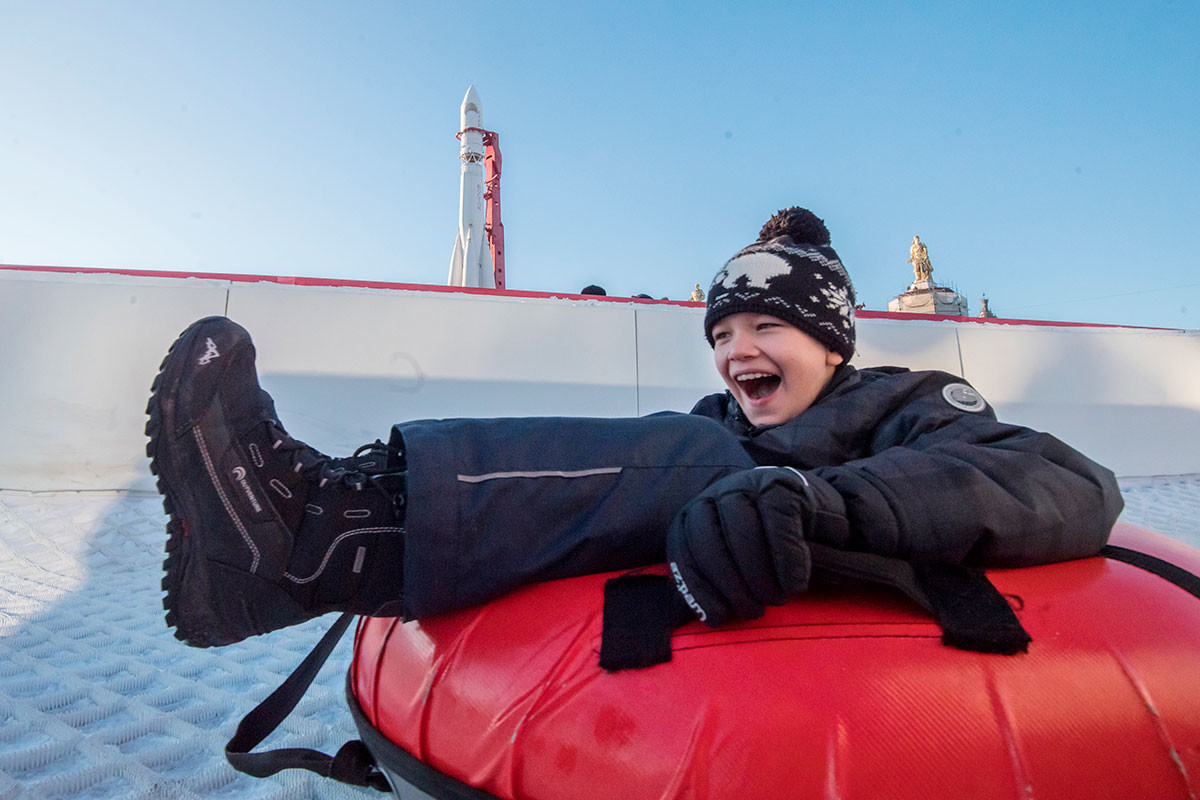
[461,85,482,123]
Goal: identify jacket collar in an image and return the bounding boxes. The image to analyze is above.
[724,364,860,434]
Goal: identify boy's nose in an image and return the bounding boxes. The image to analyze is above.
[728,332,759,359]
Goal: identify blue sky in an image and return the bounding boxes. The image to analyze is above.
[2,1,1197,328]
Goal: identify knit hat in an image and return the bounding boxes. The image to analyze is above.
[704,207,856,362]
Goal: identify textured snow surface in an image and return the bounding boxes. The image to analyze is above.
[2,481,1199,799]
[1115,475,1200,547]
[0,492,369,800]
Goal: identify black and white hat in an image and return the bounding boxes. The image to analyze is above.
[704,207,856,362]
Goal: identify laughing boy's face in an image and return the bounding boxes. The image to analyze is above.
[711,312,843,427]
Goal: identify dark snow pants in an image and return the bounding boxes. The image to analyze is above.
[392,414,756,619]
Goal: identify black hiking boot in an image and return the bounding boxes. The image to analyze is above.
[145,316,407,647]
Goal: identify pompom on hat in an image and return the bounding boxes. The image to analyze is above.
[704,207,856,362]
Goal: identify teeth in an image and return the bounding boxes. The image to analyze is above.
[736,373,773,382]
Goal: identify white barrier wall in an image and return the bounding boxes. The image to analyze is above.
[0,271,229,492]
[2,268,1198,492]
[957,324,1200,478]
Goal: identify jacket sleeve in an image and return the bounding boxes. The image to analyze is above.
[804,376,1124,567]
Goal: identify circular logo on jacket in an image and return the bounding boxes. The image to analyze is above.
[942,383,987,413]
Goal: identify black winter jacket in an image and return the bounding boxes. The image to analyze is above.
[690,365,1123,567]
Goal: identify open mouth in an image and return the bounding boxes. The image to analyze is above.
[736,372,781,401]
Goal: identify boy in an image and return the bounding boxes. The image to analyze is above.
[147,208,1122,647]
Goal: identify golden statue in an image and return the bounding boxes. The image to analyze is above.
[908,236,933,282]
[689,283,706,302]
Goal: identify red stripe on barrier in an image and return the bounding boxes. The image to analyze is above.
[0,263,1175,329]
[852,308,1173,331]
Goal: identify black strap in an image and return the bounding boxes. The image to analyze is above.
[809,543,1030,654]
[1101,544,1200,599]
[806,543,932,611]
[599,574,691,671]
[601,547,1031,671]
[912,563,1030,654]
[225,612,391,792]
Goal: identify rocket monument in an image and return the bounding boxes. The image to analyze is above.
[448,85,496,288]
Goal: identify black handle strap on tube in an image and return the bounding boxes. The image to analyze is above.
[601,545,1032,672]
[224,611,391,792]
[1100,544,1200,599]
[599,573,694,671]
[807,542,1031,655]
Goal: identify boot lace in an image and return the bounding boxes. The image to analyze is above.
[265,422,401,490]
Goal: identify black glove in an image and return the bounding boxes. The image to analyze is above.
[666,467,813,627]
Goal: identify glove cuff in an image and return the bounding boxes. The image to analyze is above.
[794,471,850,550]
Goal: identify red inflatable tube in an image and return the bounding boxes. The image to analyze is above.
[350,522,1200,799]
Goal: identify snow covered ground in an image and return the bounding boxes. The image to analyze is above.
[2,479,1199,799]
